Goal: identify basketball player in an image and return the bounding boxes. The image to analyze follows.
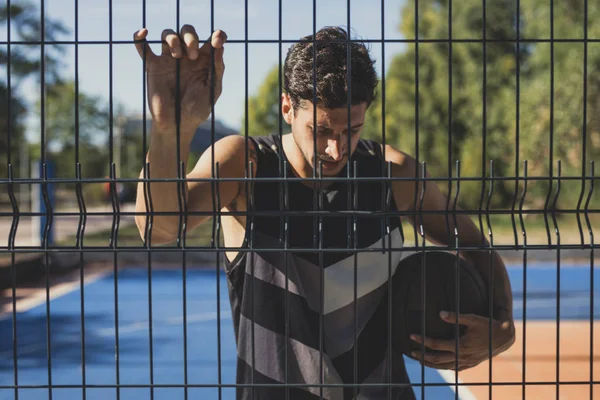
[132,25,515,400]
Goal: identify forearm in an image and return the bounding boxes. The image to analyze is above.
[135,126,195,242]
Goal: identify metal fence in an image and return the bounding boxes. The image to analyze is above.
[1,0,600,399]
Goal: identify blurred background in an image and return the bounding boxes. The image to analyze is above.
[1,0,599,248]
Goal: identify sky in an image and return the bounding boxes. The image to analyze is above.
[2,0,408,137]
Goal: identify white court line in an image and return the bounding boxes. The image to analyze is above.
[438,370,478,400]
[0,269,111,321]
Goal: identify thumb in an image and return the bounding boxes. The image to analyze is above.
[133,28,156,61]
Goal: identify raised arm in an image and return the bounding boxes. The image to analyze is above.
[135,133,253,245]
[131,25,253,244]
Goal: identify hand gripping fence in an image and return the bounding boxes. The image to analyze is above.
[1,0,600,399]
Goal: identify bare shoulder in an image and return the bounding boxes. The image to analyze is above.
[191,134,258,177]
[381,144,420,177]
[208,134,258,163]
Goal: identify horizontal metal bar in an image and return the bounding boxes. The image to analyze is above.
[2,209,599,219]
[0,381,598,389]
[1,175,598,185]
[3,38,600,45]
[2,243,599,253]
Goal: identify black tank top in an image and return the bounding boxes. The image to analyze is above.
[225,134,414,400]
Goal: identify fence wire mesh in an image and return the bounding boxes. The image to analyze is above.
[1,0,600,399]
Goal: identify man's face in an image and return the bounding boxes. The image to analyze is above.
[283,96,367,177]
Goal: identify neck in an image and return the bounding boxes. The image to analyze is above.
[281,134,334,189]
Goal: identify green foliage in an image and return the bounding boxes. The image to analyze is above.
[230,0,600,213]
[0,2,69,181]
[365,0,600,211]
[242,65,288,136]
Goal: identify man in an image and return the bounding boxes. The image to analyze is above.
[133,24,515,399]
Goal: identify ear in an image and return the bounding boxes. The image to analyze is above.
[281,93,293,125]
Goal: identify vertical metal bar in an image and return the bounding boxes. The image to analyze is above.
[380,0,387,239]
[413,0,420,250]
[310,3,321,399]
[418,162,426,400]
[109,164,122,400]
[39,0,51,395]
[486,160,495,395]
[283,160,290,399]
[7,165,19,400]
[40,0,46,165]
[145,167,155,400]
[584,162,595,398]
[106,1,122,397]
[75,162,87,400]
[214,162,222,400]
[5,2,18,399]
[511,0,521,251]
[543,0,555,247]
[353,161,358,399]
[312,0,318,252]
[575,0,589,246]
[141,0,147,183]
[452,160,462,396]
[552,161,562,398]
[447,0,454,255]
[317,159,324,399]
[447,2,458,395]
[207,1,221,397]
[171,2,188,397]
[243,0,253,396]
[5,0,11,172]
[518,160,528,399]
[480,0,491,396]
[380,2,391,395]
[345,1,357,397]
[178,160,189,400]
[386,161,394,400]
[72,0,86,396]
[278,2,289,397]
[249,160,256,399]
[139,1,150,396]
[512,2,523,393]
[41,163,53,400]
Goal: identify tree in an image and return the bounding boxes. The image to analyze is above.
[35,80,112,180]
[364,0,524,210]
[243,65,287,136]
[0,2,68,181]
[515,0,600,211]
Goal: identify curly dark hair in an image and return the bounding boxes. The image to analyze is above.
[283,26,378,112]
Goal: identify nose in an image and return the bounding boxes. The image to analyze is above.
[325,138,344,161]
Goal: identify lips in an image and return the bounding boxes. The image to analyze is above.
[317,158,344,169]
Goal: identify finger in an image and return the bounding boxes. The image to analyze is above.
[199,29,228,55]
[440,311,486,326]
[410,351,463,370]
[411,334,457,353]
[161,29,182,58]
[133,28,156,60]
[180,24,200,60]
[412,350,457,365]
[213,47,226,82]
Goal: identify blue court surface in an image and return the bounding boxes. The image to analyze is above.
[1,262,599,400]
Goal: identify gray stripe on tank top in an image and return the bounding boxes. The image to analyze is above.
[238,314,344,400]
[247,227,404,318]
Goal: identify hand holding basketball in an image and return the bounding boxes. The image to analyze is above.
[133,26,227,136]
[410,311,516,371]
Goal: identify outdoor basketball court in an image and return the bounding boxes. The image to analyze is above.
[0,261,598,400]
